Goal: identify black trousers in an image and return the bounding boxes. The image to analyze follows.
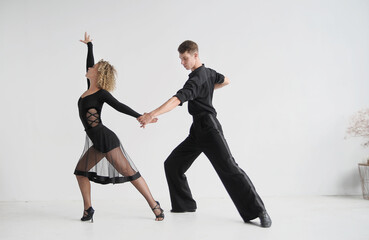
[164,113,266,221]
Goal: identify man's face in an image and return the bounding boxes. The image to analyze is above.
[179,51,197,71]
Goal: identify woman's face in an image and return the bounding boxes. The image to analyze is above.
[86,63,99,80]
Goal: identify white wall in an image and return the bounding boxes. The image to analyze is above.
[1,0,368,201]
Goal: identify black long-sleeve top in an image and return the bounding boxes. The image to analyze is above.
[174,64,225,116]
[78,42,141,130]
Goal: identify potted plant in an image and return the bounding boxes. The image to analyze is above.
[346,108,369,200]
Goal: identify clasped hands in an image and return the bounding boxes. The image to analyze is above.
[138,112,157,128]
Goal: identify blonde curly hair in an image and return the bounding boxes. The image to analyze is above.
[97,59,116,92]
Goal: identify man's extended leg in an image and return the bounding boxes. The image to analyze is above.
[202,115,269,225]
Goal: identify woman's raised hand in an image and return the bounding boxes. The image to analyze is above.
[80,32,92,44]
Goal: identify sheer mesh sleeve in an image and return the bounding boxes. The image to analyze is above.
[101,90,141,118]
[86,42,95,89]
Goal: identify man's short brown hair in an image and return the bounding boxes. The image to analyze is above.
[178,40,198,54]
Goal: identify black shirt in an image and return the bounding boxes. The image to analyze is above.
[175,64,225,116]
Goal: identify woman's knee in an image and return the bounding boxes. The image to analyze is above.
[120,167,136,176]
[76,175,88,181]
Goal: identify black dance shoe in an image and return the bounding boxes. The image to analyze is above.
[152,201,164,221]
[81,206,95,222]
[259,211,272,228]
[170,208,196,213]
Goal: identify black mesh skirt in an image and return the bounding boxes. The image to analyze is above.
[74,125,141,184]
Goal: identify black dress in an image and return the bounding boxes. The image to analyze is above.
[74,42,141,184]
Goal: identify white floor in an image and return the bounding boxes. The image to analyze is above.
[0,196,368,240]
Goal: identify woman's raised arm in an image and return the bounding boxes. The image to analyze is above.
[80,32,94,89]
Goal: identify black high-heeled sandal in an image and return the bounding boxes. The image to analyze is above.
[81,206,95,222]
[151,201,164,221]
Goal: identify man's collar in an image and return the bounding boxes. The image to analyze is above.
[189,64,205,77]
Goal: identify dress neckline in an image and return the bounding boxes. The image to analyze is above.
[80,89,102,99]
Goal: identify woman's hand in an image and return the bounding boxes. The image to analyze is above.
[138,113,158,128]
[80,32,92,44]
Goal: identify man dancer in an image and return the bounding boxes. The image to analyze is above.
[138,40,271,227]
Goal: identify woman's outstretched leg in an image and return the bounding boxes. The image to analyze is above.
[131,177,164,221]
[106,147,164,221]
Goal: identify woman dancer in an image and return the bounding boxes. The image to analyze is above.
[74,32,164,222]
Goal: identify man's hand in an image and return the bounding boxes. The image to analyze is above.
[137,97,180,128]
[138,113,157,128]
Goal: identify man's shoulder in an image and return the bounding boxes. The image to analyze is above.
[198,66,220,77]
[190,65,215,78]
[204,66,219,74]
[197,64,216,73]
